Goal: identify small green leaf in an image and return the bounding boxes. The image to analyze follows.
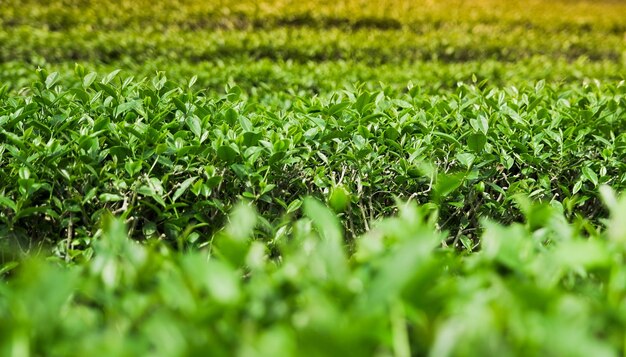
[435,172,465,198]
[74,63,85,77]
[172,177,197,202]
[456,152,475,169]
[124,160,142,177]
[467,133,487,152]
[582,167,598,186]
[217,145,238,163]
[573,180,583,194]
[172,97,187,113]
[102,69,121,85]
[18,167,30,180]
[0,195,17,212]
[327,101,350,116]
[188,75,197,88]
[185,116,202,138]
[470,115,489,134]
[138,178,166,206]
[99,193,124,202]
[384,127,401,140]
[328,185,351,213]
[239,116,253,132]
[83,72,97,88]
[260,184,276,196]
[45,72,60,89]
[224,108,238,124]
[115,100,141,117]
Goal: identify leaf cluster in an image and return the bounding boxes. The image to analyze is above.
[3,194,626,355]
[1,71,625,256]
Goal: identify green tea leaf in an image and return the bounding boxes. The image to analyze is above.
[582,167,598,186]
[467,133,487,152]
[172,177,197,202]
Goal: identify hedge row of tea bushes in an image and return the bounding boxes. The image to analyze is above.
[2,58,624,94]
[1,69,625,258]
[2,25,624,65]
[4,0,626,31]
[1,0,625,66]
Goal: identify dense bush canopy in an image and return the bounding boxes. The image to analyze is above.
[1,0,625,355]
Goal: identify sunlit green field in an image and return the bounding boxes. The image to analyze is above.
[1,1,626,355]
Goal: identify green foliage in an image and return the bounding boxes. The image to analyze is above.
[1,0,626,354]
[1,0,624,66]
[2,195,626,355]
[0,0,624,93]
[1,72,625,255]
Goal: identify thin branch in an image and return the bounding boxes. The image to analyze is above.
[65,213,73,263]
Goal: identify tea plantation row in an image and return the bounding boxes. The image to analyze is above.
[4,0,626,31]
[2,0,625,67]
[1,69,625,259]
[2,58,624,94]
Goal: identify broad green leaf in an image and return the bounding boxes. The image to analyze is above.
[582,167,598,186]
[224,108,238,124]
[435,172,465,198]
[328,185,351,213]
[470,115,489,134]
[115,100,141,117]
[185,115,202,138]
[172,97,187,113]
[0,195,17,212]
[384,127,401,140]
[172,177,197,202]
[99,193,124,202]
[45,72,60,89]
[239,116,253,132]
[467,133,487,152]
[217,145,238,163]
[138,178,166,206]
[102,69,121,85]
[456,152,475,169]
[124,160,142,177]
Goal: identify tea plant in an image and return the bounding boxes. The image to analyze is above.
[1,70,625,258]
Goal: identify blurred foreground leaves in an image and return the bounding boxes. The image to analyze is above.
[2,191,626,356]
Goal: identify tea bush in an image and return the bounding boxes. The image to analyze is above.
[1,70,625,258]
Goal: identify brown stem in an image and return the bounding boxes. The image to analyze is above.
[66,213,73,263]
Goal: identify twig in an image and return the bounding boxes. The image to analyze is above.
[112,194,129,214]
[66,213,73,263]
[369,195,375,222]
[359,201,370,232]
[126,189,139,238]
